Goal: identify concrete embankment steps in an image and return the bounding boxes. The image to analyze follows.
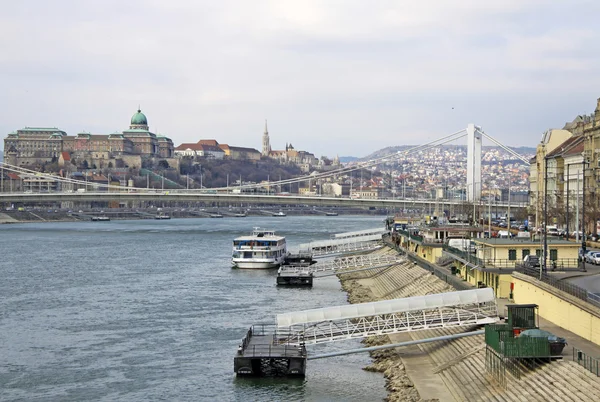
[346,245,600,402]
[527,360,600,401]
[0,212,18,223]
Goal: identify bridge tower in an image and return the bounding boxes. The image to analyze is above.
[466,123,482,202]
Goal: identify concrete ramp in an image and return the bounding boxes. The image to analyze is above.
[0,213,18,223]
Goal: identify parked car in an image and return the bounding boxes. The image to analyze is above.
[583,250,597,263]
[523,255,540,268]
[591,253,600,265]
[584,251,600,264]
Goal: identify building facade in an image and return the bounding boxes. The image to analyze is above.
[3,108,175,168]
[529,97,600,235]
[174,139,260,160]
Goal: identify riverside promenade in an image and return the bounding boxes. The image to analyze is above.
[338,244,600,402]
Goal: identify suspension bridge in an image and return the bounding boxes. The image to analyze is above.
[0,124,530,210]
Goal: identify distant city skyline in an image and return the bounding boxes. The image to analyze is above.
[1,1,600,155]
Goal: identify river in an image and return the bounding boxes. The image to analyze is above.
[0,216,387,401]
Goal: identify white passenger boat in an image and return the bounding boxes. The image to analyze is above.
[232,228,287,269]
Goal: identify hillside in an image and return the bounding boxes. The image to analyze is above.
[179,158,302,189]
[359,144,536,163]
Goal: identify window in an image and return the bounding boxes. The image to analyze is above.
[550,249,558,261]
[536,249,542,257]
[508,249,517,260]
[522,249,530,259]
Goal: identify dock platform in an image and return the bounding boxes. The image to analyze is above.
[277,268,313,286]
[277,253,316,286]
[234,324,307,376]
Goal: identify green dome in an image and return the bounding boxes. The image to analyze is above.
[131,109,148,125]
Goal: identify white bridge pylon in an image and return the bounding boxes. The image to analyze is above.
[279,254,403,277]
[275,288,498,345]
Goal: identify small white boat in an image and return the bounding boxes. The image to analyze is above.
[232,228,287,269]
[273,211,287,217]
[155,213,171,220]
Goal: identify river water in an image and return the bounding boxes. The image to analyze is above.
[0,216,387,401]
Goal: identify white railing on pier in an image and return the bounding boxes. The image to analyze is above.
[275,288,498,345]
[331,228,389,239]
[298,234,383,251]
[279,254,403,276]
[306,240,383,258]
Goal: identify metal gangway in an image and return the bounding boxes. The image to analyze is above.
[331,227,389,239]
[279,254,403,277]
[275,288,498,345]
[298,237,384,258]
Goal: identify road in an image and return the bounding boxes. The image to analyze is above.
[568,270,600,295]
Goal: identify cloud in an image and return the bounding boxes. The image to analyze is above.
[1,0,600,156]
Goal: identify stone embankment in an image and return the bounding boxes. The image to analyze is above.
[0,207,383,224]
[339,246,600,402]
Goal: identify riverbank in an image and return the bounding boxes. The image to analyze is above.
[339,251,445,402]
[338,246,600,401]
[0,207,387,224]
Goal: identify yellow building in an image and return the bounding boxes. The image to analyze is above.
[452,238,580,299]
[473,238,579,266]
[453,264,514,299]
[529,129,573,230]
[394,224,483,266]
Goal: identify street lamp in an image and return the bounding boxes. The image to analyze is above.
[542,156,548,278]
[580,155,589,272]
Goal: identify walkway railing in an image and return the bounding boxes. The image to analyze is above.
[383,235,472,290]
[516,266,600,308]
[573,347,600,376]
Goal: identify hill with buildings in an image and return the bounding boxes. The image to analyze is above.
[360,145,535,164]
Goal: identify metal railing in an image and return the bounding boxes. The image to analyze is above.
[395,228,423,243]
[443,245,486,267]
[573,347,600,376]
[516,266,600,308]
[237,324,306,358]
[241,344,305,358]
[383,235,472,291]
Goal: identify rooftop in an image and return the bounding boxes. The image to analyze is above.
[474,238,575,246]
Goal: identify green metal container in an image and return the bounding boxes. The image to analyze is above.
[507,304,538,329]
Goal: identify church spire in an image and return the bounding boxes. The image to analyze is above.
[262,119,271,156]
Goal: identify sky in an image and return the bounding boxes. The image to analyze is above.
[1,0,600,157]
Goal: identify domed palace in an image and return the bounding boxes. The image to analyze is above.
[3,108,175,168]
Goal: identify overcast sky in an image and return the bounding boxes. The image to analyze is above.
[1,0,600,157]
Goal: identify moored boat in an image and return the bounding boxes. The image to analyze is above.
[232,228,287,269]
